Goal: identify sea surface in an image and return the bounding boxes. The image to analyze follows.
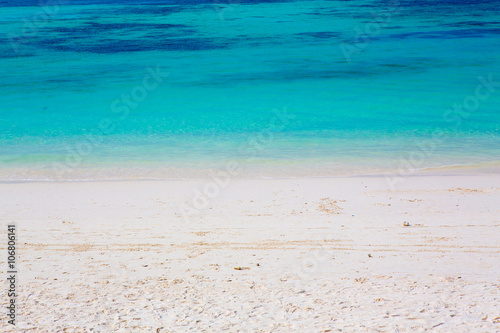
[1,0,499,180]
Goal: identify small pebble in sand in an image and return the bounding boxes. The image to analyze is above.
[403,221,410,227]
[234,267,250,270]
[368,253,372,258]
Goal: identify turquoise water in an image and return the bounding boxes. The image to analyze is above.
[1,0,499,180]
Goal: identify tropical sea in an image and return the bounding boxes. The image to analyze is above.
[0,0,499,181]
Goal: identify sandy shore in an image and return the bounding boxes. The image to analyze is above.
[1,175,500,332]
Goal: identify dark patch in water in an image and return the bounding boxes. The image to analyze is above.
[0,37,34,58]
[114,5,184,16]
[90,22,188,30]
[387,28,500,40]
[445,20,500,27]
[197,68,376,86]
[186,56,452,87]
[0,51,33,59]
[36,37,229,53]
[48,22,192,35]
[296,32,340,39]
[344,27,500,44]
[399,0,499,7]
[30,20,208,53]
[1,0,297,6]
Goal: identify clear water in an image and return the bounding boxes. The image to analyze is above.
[1,0,499,180]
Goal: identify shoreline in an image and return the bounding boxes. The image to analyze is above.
[1,161,500,183]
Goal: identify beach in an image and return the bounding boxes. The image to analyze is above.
[2,0,500,331]
[1,175,499,331]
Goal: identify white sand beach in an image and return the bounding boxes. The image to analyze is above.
[1,175,500,332]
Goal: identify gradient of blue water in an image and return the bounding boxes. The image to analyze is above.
[0,0,499,179]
